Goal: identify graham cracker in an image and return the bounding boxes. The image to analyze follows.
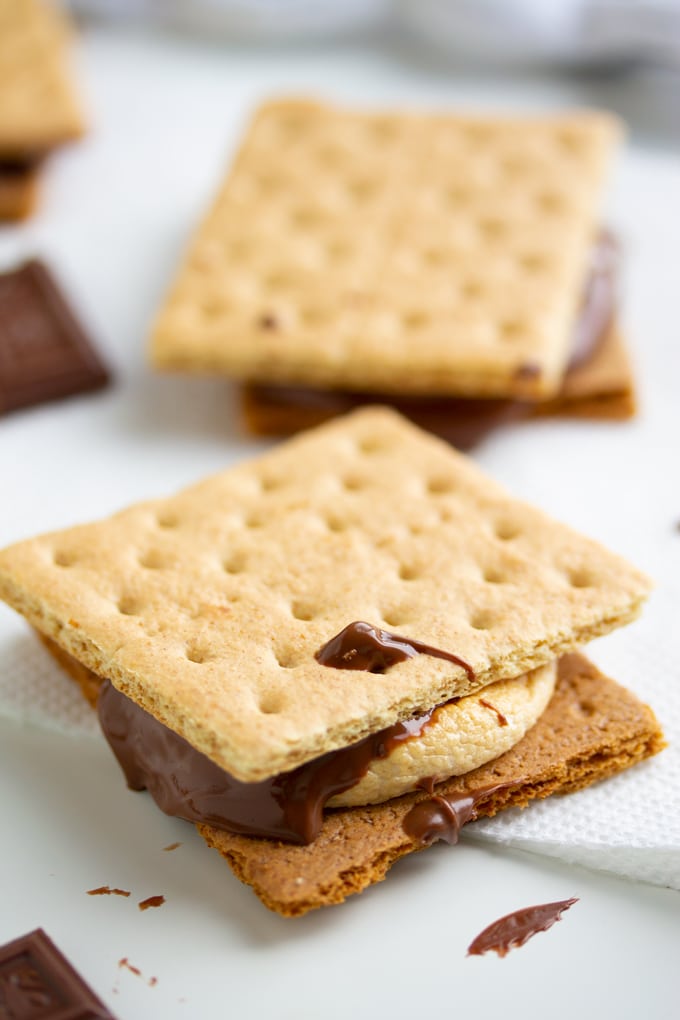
[150,99,622,400]
[0,0,85,155]
[239,322,635,442]
[199,654,665,915]
[0,408,650,781]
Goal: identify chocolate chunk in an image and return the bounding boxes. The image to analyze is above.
[0,260,110,415]
[0,928,116,1018]
[467,898,579,957]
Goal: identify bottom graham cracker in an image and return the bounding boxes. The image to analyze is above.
[199,654,662,916]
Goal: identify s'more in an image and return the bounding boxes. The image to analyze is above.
[0,0,85,220]
[150,99,635,446]
[0,409,663,915]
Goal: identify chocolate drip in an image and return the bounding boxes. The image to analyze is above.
[402,784,508,846]
[98,680,452,845]
[315,621,475,680]
[402,793,478,846]
[478,698,508,726]
[467,898,579,957]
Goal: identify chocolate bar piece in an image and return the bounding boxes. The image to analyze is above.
[0,260,110,416]
[0,928,116,1019]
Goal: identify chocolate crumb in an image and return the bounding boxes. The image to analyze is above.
[87,885,131,897]
[162,842,181,852]
[118,957,157,987]
[138,895,165,911]
[118,957,140,976]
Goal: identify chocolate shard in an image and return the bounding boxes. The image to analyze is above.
[467,897,579,957]
[0,927,117,1018]
[0,259,110,416]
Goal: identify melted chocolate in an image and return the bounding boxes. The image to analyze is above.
[402,784,508,846]
[478,698,508,726]
[97,679,452,845]
[315,621,475,680]
[467,898,579,957]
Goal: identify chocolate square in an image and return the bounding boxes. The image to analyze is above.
[0,928,115,1019]
[0,260,110,415]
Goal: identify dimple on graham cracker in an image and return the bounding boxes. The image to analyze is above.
[150,99,622,400]
[0,408,651,783]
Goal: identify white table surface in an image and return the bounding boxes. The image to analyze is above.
[0,25,679,1020]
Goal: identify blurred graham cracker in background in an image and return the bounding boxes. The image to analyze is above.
[150,99,635,445]
[0,0,85,220]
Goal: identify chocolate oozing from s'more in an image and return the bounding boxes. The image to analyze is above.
[98,679,460,846]
[97,623,476,843]
[245,232,619,449]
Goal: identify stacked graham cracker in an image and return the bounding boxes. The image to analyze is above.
[0,0,85,220]
[150,99,635,442]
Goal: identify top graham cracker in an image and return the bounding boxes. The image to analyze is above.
[0,0,85,154]
[0,408,650,781]
[150,99,622,400]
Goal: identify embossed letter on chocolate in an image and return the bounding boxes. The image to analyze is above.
[315,621,475,679]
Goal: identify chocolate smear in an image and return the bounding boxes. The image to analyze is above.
[467,898,579,957]
[315,621,475,680]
